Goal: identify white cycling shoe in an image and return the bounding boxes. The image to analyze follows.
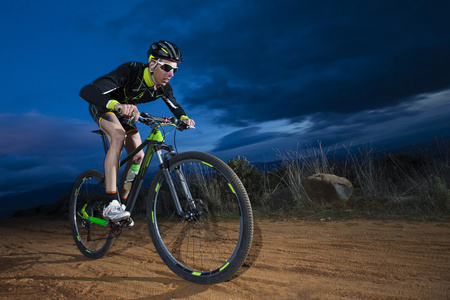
[125,218,134,228]
[103,200,131,222]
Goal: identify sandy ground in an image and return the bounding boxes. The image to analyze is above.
[0,219,449,299]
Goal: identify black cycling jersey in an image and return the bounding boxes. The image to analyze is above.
[79,62,186,119]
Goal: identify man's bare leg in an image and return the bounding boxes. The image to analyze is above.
[97,114,131,222]
[119,131,144,200]
[99,114,126,192]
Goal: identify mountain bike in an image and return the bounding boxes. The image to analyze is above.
[69,112,253,285]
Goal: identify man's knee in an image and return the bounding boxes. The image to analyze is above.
[109,130,126,148]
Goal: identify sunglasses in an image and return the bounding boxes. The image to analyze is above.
[156,61,178,73]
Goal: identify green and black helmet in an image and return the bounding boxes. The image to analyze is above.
[148,40,182,63]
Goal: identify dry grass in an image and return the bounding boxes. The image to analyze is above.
[230,139,450,220]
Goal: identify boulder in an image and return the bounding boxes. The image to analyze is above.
[304,173,354,209]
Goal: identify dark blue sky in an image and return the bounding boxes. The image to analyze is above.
[1,0,449,196]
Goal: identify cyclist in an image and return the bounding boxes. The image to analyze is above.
[79,40,195,223]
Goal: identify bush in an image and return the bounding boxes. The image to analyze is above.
[227,156,265,207]
[257,139,449,220]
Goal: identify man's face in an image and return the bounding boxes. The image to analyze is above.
[150,59,178,86]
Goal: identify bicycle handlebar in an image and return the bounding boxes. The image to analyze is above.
[116,108,194,130]
[115,105,194,131]
[138,112,194,130]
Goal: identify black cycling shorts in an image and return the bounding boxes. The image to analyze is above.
[89,104,138,134]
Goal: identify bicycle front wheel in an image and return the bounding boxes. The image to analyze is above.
[70,170,115,259]
[147,151,253,284]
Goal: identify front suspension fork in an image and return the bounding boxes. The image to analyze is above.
[155,149,197,219]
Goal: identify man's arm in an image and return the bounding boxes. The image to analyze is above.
[79,63,131,108]
[79,83,117,108]
[161,84,187,119]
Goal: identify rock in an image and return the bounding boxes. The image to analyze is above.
[304,173,354,209]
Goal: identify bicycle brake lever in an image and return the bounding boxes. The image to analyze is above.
[177,121,195,131]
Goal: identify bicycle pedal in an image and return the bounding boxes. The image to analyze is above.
[123,218,134,228]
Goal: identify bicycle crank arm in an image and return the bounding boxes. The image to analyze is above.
[79,204,109,227]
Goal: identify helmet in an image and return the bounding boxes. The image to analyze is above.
[147,40,182,63]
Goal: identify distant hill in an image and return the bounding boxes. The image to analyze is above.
[0,182,73,220]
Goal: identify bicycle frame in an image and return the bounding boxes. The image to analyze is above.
[88,122,193,227]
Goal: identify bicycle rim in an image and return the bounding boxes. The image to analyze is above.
[70,170,114,258]
[148,152,253,284]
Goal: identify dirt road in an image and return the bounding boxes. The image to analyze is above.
[0,219,449,299]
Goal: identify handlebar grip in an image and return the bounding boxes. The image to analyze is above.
[117,108,136,118]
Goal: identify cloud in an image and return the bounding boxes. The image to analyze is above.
[210,89,450,160]
[0,112,105,194]
[179,1,450,125]
[94,1,450,128]
[212,126,291,152]
[0,112,100,156]
[0,155,41,171]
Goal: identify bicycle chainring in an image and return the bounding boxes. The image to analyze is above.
[109,222,123,236]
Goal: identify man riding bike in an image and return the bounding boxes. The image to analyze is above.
[79,40,195,224]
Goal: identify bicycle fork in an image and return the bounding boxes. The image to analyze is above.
[155,149,197,220]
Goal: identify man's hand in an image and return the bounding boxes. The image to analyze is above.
[115,104,140,122]
[178,118,195,131]
[183,118,195,127]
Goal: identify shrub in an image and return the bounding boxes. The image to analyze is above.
[227,156,265,207]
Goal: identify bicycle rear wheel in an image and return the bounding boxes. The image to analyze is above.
[147,151,253,284]
[70,170,115,259]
